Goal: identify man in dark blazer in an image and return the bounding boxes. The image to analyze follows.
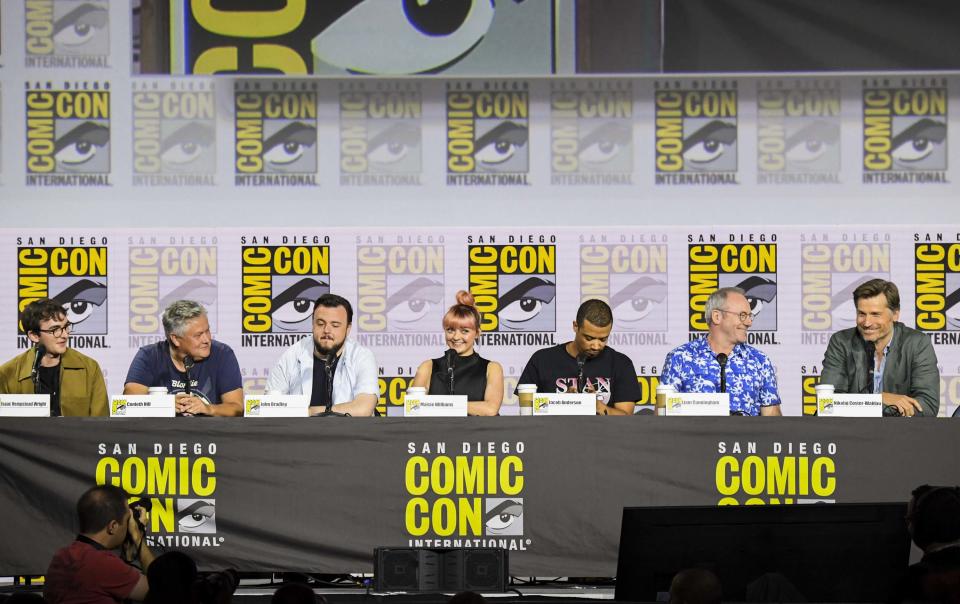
[820,279,939,417]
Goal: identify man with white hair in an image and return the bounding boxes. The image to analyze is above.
[124,300,243,416]
[661,287,781,416]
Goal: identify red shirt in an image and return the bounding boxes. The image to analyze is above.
[44,540,142,604]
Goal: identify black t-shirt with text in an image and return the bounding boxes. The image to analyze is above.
[516,344,641,406]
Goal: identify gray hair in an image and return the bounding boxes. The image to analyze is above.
[162,300,207,337]
[705,287,745,326]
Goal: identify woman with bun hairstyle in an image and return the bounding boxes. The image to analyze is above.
[412,290,504,416]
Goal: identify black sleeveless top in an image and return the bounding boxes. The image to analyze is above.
[429,352,489,401]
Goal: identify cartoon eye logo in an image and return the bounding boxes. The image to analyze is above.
[53,3,108,50]
[683,120,736,165]
[891,118,946,164]
[485,499,522,535]
[611,277,667,327]
[51,279,107,326]
[368,122,421,166]
[263,122,317,169]
[475,121,527,167]
[160,279,218,312]
[498,277,556,327]
[945,287,960,329]
[312,0,496,74]
[735,276,777,316]
[272,278,328,332]
[785,120,839,163]
[578,122,631,164]
[160,122,214,169]
[177,500,216,533]
[54,122,109,169]
[387,278,443,329]
[830,276,878,327]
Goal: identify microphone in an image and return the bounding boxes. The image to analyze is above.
[862,337,876,394]
[182,355,195,395]
[31,344,47,389]
[716,353,728,394]
[324,351,336,413]
[445,349,457,395]
[576,353,587,394]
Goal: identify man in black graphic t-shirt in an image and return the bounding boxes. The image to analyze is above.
[516,299,640,415]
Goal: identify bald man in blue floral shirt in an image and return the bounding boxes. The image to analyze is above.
[661,287,782,416]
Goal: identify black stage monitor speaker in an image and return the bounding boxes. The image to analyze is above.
[615,503,910,603]
[374,547,507,592]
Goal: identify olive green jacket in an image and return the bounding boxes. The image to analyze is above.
[0,348,108,416]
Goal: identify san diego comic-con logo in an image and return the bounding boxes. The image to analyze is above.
[128,237,218,349]
[915,232,960,346]
[405,441,529,550]
[580,234,669,345]
[25,80,111,186]
[240,236,330,348]
[862,77,948,184]
[242,366,270,397]
[635,370,662,415]
[757,79,841,184]
[25,0,110,68]
[356,238,445,347]
[446,81,530,187]
[170,0,514,75]
[550,80,633,186]
[234,80,318,187]
[132,80,216,186]
[654,80,738,185]
[800,233,891,346]
[940,373,960,418]
[17,236,108,349]
[95,441,222,548]
[715,439,838,505]
[378,372,415,417]
[688,234,779,345]
[800,367,822,417]
[467,235,558,347]
[340,81,422,186]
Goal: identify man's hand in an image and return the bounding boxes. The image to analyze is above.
[881,392,923,416]
[176,392,211,416]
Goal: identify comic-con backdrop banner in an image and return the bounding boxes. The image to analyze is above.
[2,225,960,417]
[0,418,957,576]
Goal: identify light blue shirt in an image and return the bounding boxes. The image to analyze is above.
[872,331,895,394]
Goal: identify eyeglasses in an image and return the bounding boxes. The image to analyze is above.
[36,323,73,337]
[717,309,757,323]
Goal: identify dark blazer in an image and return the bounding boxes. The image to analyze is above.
[820,322,939,416]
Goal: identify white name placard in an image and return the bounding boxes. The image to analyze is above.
[404,395,467,417]
[532,393,596,416]
[818,393,883,417]
[665,392,730,416]
[0,394,50,417]
[244,395,309,417]
[110,395,175,418]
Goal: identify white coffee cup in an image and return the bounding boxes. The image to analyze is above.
[517,384,537,416]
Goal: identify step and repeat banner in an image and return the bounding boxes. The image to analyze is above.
[1,225,959,416]
[0,3,959,416]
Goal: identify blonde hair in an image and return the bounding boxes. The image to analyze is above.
[442,290,481,332]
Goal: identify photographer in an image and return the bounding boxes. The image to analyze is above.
[45,485,156,603]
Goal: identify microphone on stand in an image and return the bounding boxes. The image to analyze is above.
[576,354,587,394]
[324,351,336,414]
[183,355,195,395]
[716,353,728,394]
[31,344,47,391]
[445,349,457,395]
[862,337,876,394]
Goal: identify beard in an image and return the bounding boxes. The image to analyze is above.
[314,337,344,358]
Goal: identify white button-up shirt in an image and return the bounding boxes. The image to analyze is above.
[266,337,378,404]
